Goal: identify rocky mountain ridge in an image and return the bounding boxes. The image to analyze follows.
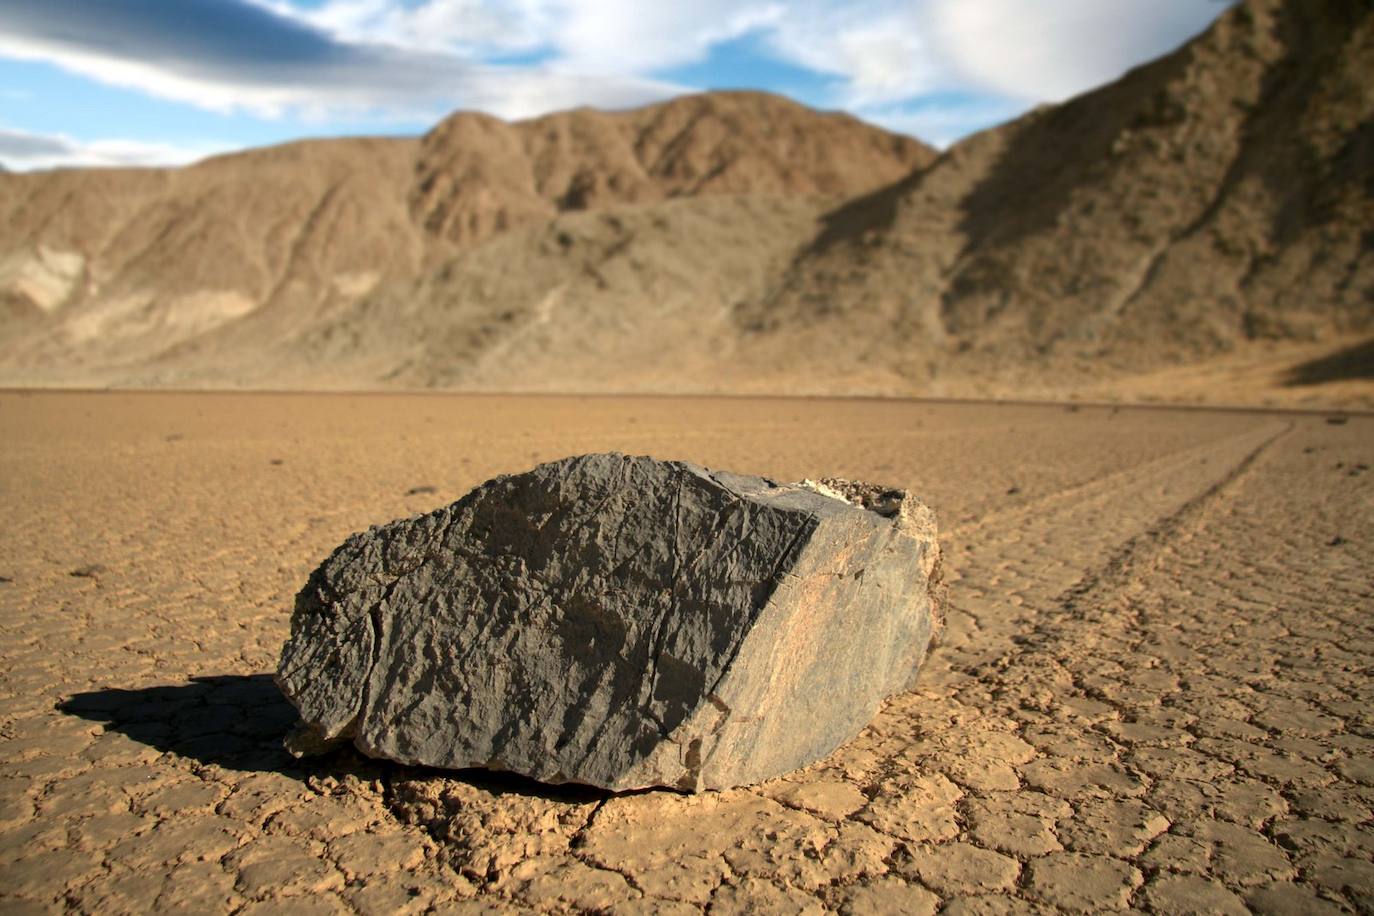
[750,0,1372,396]
[0,0,1368,405]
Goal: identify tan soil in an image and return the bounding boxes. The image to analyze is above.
[1,392,1370,912]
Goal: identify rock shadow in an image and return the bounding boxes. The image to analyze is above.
[61,674,312,777]
[58,674,613,804]
[1282,337,1374,387]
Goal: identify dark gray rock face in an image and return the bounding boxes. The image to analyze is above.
[276,453,943,791]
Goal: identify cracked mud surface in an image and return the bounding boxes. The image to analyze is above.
[1,392,1371,913]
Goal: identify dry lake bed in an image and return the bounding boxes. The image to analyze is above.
[0,391,1370,913]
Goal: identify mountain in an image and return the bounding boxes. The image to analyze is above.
[412,92,932,244]
[742,0,1373,397]
[0,92,930,389]
[0,0,1369,405]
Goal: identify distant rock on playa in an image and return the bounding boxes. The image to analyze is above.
[275,453,944,791]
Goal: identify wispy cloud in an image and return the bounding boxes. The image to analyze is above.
[0,0,681,122]
[925,0,1235,102]
[246,0,559,57]
[550,2,785,76]
[0,126,227,170]
[860,97,1030,149]
[238,0,1228,125]
[753,3,938,109]
[0,0,1230,149]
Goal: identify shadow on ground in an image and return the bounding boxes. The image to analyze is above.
[58,674,610,804]
[61,674,314,776]
[1283,337,1374,387]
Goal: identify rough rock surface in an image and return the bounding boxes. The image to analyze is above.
[275,453,943,791]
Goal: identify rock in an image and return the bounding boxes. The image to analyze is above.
[275,453,943,791]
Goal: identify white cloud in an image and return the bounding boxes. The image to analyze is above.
[0,35,296,119]
[763,0,1225,111]
[925,0,1231,102]
[262,0,786,74]
[0,0,1231,147]
[755,4,934,108]
[834,26,929,106]
[0,127,228,171]
[0,0,683,124]
[250,0,930,108]
[348,0,1218,115]
[859,97,1029,149]
[247,0,559,56]
[459,68,683,121]
[549,1,783,75]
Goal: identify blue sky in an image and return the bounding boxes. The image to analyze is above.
[0,0,1231,170]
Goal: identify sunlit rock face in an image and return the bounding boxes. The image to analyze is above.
[276,453,943,791]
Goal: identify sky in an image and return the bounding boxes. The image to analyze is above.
[0,0,1232,171]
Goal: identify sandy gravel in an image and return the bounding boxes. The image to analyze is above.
[0,392,1370,913]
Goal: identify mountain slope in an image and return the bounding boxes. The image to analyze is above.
[412,91,933,244]
[0,137,424,373]
[746,0,1372,395]
[0,0,1369,406]
[0,92,931,387]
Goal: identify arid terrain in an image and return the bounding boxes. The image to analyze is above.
[1,391,1371,912]
[0,0,1370,910]
[0,0,1369,405]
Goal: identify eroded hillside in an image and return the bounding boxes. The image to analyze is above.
[0,0,1369,405]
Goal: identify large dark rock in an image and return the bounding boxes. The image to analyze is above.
[275,453,943,791]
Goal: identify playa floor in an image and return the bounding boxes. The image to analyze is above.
[1,392,1370,913]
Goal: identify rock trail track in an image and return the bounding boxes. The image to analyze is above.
[0,393,1369,914]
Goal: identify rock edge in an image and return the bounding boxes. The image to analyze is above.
[275,453,943,791]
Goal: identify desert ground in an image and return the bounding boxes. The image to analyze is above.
[0,391,1371,913]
